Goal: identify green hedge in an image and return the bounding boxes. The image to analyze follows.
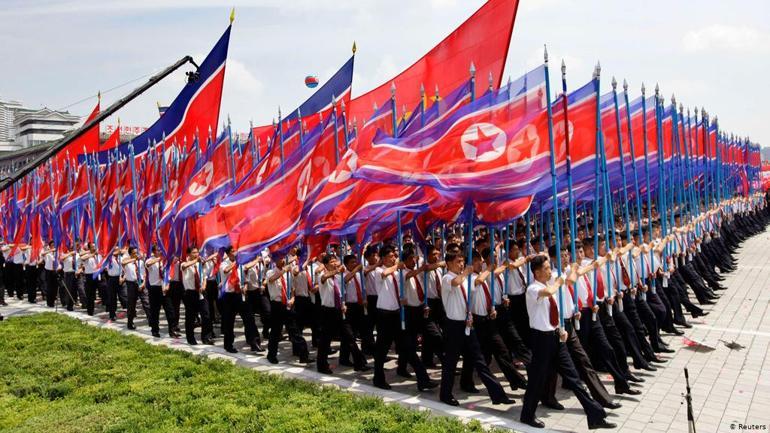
[0,313,499,433]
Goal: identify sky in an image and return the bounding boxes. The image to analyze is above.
[0,0,768,147]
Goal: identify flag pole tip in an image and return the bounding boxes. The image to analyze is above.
[641,82,646,95]
[611,76,617,89]
[622,79,628,91]
[229,8,235,24]
[543,45,548,63]
[352,41,357,54]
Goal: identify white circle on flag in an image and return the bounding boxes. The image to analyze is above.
[507,124,541,173]
[188,162,214,196]
[460,123,506,162]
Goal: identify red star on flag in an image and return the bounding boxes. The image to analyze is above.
[467,125,500,156]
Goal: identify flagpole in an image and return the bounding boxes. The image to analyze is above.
[640,84,656,293]
[543,47,565,330]
[465,61,477,336]
[611,77,635,298]
[622,80,647,294]
[561,60,581,324]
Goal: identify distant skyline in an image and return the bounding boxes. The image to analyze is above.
[1,0,768,147]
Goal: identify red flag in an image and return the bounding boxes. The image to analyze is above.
[348,0,520,135]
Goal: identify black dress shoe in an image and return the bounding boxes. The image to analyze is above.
[511,379,528,390]
[373,380,391,390]
[460,385,480,394]
[659,347,675,353]
[354,364,371,372]
[616,387,642,395]
[588,419,617,430]
[225,347,238,354]
[492,396,514,405]
[187,339,198,346]
[396,368,413,378]
[318,367,334,375]
[626,375,645,383]
[151,332,161,338]
[202,338,215,345]
[664,328,685,335]
[649,357,666,364]
[250,343,264,352]
[418,381,439,392]
[127,322,136,330]
[339,359,354,367]
[520,418,545,428]
[542,400,564,410]
[441,396,460,406]
[603,401,622,409]
[266,356,279,364]
[169,331,182,338]
[301,357,316,364]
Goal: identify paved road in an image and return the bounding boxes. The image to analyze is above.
[3,229,769,432]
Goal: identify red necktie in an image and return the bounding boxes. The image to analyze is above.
[434,271,442,298]
[567,283,583,309]
[583,275,594,307]
[548,295,559,327]
[414,276,425,302]
[390,274,400,304]
[306,270,312,290]
[280,275,287,305]
[194,266,201,291]
[619,261,631,286]
[481,282,492,311]
[332,277,342,309]
[595,270,606,299]
[353,276,364,305]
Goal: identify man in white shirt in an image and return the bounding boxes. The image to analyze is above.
[167,257,184,336]
[42,241,57,308]
[144,245,179,338]
[506,239,533,348]
[291,253,318,350]
[438,250,510,407]
[105,246,123,320]
[59,243,78,311]
[338,254,372,369]
[123,246,150,330]
[316,254,368,374]
[520,254,612,430]
[361,245,380,356]
[201,250,220,326]
[265,255,310,364]
[243,257,268,349]
[420,244,445,368]
[371,245,434,392]
[181,247,213,346]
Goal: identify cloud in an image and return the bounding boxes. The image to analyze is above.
[683,25,770,53]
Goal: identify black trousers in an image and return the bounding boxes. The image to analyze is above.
[495,304,532,364]
[521,328,606,425]
[318,306,366,371]
[439,318,506,402]
[373,309,427,386]
[421,298,445,365]
[168,282,184,331]
[106,275,121,319]
[11,263,24,299]
[294,296,317,344]
[621,292,657,359]
[339,302,372,364]
[147,285,176,334]
[84,273,98,315]
[597,302,633,372]
[126,281,151,325]
[258,291,273,339]
[364,295,378,351]
[508,293,531,347]
[244,291,264,344]
[183,290,212,343]
[205,280,220,322]
[547,320,614,406]
[577,307,630,392]
[221,292,241,350]
[473,314,527,389]
[44,269,57,307]
[26,266,39,303]
[60,272,75,310]
[267,301,308,361]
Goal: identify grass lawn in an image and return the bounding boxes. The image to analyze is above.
[0,313,495,433]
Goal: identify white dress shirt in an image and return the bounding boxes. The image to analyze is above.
[375,267,400,312]
[441,271,469,321]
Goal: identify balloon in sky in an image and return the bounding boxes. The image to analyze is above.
[305,75,319,88]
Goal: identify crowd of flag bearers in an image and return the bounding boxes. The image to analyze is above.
[1,192,767,430]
